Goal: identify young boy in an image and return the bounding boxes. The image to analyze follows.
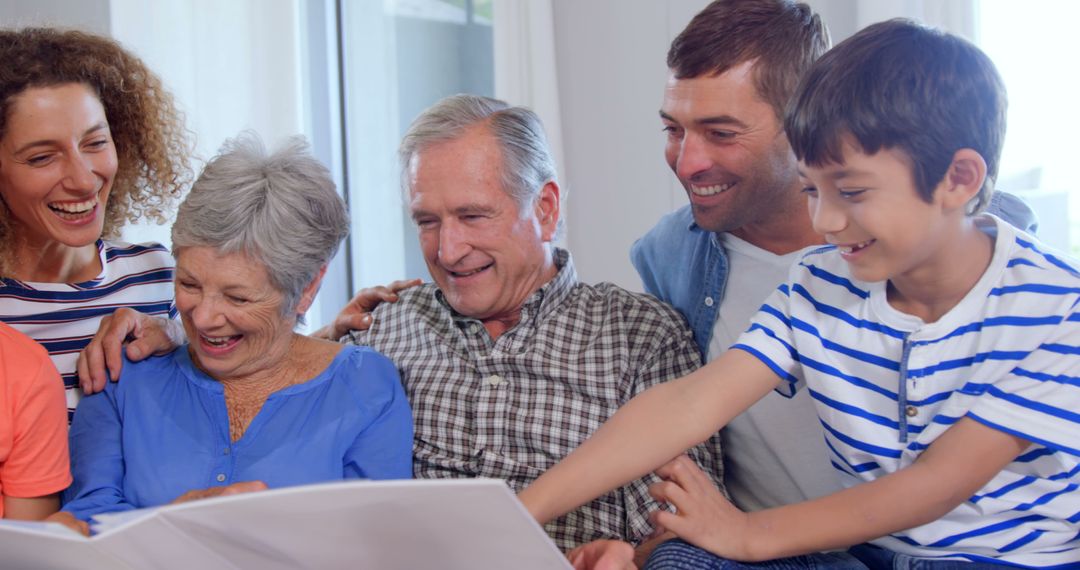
[520,19,1079,569]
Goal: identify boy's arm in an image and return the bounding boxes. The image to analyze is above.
[519,349,779,525]
[652,416,1028,561]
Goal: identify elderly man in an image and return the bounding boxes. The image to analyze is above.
[80,95,722,554]
[627,0,1036,567]
[341,94,723,552]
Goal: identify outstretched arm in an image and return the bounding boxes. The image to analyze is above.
[519,349,778,526]
[651,417,1028,561]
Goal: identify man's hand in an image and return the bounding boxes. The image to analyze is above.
[44,511,89,537]
[170,481,269,505]
[567,540,636,570]
[77,309,185,394]
[648,455,751,560]
[311,278,422,341]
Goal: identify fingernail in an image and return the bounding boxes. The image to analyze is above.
[361,315,372,322]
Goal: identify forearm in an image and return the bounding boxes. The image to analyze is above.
[742,462,956,560]
[521,351,772,526]
[740,418,1028,561]
[3,494,60,520]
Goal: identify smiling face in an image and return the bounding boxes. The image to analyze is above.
[661,62,805,247]
[175,247,302,383]
[799,143,954,285]
[0,83,117,254]
[407,125,559,332]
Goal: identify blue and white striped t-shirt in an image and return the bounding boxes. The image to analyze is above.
[0,240,176,422]
[734,215,1080,567]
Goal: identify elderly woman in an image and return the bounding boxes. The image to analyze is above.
[0,28,191,418]
[58,135,412,527]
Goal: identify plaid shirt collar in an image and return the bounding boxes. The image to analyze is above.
[432,247,576,332]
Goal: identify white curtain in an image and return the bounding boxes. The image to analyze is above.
[492,0,567,191]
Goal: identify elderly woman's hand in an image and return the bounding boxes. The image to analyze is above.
[77,308,186,394]
[312,278,422,341]
[171,481,269,505]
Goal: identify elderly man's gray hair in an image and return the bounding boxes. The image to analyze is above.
[399,94,562,235]
[171,133,349,318]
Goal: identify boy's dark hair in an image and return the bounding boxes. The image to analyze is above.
[785,19,1006,212]
[668,0,830,120]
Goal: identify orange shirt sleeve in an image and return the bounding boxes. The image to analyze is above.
[0,323,72,517]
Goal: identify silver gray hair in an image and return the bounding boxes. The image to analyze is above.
[171,133,349,318]
[399,94,563,236]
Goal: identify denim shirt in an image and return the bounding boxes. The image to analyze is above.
[630,191,1039,360]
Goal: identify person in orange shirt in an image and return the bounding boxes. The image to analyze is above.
[0,322,70,520]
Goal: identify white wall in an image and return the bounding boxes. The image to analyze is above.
[0,0,110,33]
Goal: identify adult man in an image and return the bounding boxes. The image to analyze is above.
[347,94,725,552]
[80,95,722,553]
[629,2,1036,565]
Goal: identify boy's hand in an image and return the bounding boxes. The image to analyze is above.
[567,539,636,570]
[649,455,753,561]
[77,309,184,394]
[312,278,422,341]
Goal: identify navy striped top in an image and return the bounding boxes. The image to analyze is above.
[734,215,1080,567]
[0,240,176,422]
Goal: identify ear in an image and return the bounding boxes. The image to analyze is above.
[295,264,329,316]
[937,148,987,211]
[534,181,561,242]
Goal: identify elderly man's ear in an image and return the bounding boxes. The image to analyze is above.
[536,181,561,242]
[296,265,329,316]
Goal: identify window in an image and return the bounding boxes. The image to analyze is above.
[978,0,1079,253]
[338,0,495,291]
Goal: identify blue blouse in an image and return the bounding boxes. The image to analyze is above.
[63,344,413,521]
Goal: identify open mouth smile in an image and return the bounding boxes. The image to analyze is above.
[690,182,734,197]
[48,197,99,220]
[837,239,875,254]
[199,333,242,353]
[448,262,493,278]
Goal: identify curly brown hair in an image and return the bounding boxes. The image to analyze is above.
[0,27,193,276]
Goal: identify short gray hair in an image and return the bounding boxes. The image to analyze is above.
[399,94,562,235]
[172,133,349,317]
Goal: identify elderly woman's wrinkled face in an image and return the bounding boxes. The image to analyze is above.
[174,247,296,382]
[0,83,117,249]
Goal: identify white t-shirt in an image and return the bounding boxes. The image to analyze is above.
[708,233,842,511]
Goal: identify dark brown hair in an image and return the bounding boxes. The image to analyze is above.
[785,19,1005,211]
[0,27,193,275]
[668,0,830,119]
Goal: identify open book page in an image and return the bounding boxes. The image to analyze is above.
[0,478,570,570]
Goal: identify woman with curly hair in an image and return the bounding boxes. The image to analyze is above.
[0,28,193,422]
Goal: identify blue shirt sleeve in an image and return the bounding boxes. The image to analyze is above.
[341,348,413,480]
[62,378,137,522]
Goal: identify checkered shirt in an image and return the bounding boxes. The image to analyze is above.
[347,249,725,551]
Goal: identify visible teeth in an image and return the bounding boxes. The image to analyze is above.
[690,182,734,196]
[451,264,491,277]
[839,240,873,254]
[202,335,235,346]
[49,198,98,214]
